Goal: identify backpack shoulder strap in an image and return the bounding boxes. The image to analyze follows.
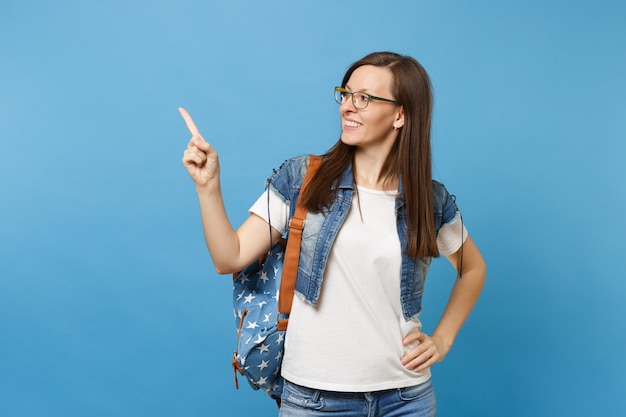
[277,155,322,330]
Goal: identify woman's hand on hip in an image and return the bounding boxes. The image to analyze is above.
[179,107,220,188]
[401,331,448,373]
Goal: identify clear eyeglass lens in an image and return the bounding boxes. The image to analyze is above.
[335,89,346,104]
[353,93,369,109]
[335,88,370,109]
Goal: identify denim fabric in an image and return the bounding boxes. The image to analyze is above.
[267,155,459,320]
[279,379,436,417]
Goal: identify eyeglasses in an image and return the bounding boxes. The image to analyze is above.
[334,87,398,109]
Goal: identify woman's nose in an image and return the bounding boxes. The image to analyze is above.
[340,96,357,112]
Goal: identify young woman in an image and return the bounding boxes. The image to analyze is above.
[181,51,486,417]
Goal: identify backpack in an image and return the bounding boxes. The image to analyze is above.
[231,155,322,402]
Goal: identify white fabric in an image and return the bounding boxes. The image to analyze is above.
[249,187,467,392]
[250,188,290,236]
[437,212,467,256]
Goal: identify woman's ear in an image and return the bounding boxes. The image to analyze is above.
[393,106,405,129]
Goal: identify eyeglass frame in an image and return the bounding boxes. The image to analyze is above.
[334,86,399,109]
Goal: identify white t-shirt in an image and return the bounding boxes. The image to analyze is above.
[249,186,467,392]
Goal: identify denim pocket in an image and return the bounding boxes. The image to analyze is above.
[281,380,325,411]
[397,380,435,401]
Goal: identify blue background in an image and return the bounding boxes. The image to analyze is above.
[1,1,625,416]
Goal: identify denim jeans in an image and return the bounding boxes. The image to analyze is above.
[278,379,436,417]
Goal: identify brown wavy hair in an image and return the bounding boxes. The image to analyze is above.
[301,52,438,259]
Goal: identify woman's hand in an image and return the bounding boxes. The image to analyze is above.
[179,107,220,188]
[401,331,448,373]
[401,236,486,373]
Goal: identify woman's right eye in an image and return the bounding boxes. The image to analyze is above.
[355,93,369,103]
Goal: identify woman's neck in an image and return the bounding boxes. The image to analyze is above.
[353,151,398,191]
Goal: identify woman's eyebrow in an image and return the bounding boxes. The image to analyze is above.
[345,84,376,94]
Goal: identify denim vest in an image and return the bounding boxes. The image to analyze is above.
[267,155,459,321]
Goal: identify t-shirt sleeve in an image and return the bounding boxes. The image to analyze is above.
[436,183,469,256]
[437,213,468,256]
[249,188,290,235]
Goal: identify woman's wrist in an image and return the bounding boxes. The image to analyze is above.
[195,179,221,196]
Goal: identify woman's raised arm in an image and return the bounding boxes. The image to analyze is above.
[180,108,280,274]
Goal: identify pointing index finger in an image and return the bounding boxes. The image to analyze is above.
[178,107,202,137]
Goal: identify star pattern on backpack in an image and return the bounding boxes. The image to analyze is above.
[232,241,288,400]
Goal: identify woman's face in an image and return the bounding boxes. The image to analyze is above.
[339,65,404,153]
